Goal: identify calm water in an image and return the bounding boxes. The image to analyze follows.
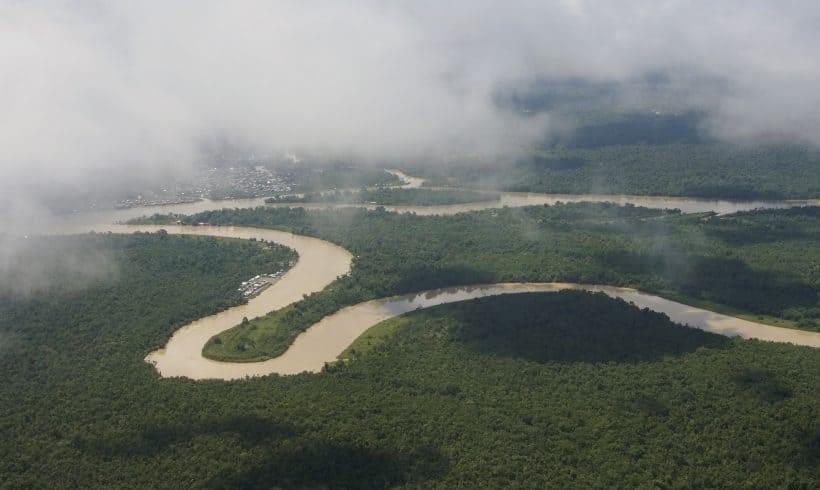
[42,221,820,380]
[34,169,820,236]
[23,171,819,379]
[152,277,820,379]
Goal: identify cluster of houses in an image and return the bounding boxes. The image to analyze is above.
[204,166,293,199]
[113,165,294,209]
[114,195,201,209]
[238,272,284,298]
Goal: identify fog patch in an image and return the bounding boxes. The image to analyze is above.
[2,1,820,236]
[0,235,120,296]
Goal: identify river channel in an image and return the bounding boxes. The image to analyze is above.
[34,171,820,379]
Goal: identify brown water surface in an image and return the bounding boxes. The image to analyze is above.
[24,171,819,380]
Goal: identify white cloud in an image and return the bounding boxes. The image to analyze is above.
[1,0,819,214]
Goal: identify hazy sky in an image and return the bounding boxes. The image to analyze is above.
[2,0,820,208]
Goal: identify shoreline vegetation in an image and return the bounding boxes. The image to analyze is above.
[125,203,819,363]
[408,143,820,200]
[3,249,818,487]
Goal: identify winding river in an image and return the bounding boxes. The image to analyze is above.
[45,169,818,234]
[165,279,820,380]
[38,171,820,379]
[379,170,820,216]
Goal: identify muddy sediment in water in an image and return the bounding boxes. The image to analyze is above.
[34,172,820,380]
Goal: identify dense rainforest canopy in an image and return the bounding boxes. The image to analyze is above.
[402,108,819,199]
[132,203,820,362]
[410,143,820,199]
[5,7,820,489]
[1,236,817,487]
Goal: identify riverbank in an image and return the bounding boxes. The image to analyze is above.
[33,171,819,380]
[199,280,820,378]
[47,222,816,379]
[43,169,820,237]
[49,222,809,380]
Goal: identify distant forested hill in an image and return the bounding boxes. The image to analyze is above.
[417,81,820,199]
[412,141,820,199]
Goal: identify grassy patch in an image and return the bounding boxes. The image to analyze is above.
[203,304,302,362]
[338,316,408,360]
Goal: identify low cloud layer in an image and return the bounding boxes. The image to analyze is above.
[0,234,118,295]
[2,1,820,215]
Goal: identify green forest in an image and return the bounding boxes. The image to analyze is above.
[130,203,820,362]
[487,82,820,199]
[6,13,820,490]
[1,240,817,488]
[410,143,820,199]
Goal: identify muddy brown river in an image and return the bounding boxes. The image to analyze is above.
[180,281,819,379]
[33,171,820,379]
[379,170,820,216]
[39,169,820,237]
[72,225,820,380]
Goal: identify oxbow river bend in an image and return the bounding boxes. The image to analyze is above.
[31,172,819,379]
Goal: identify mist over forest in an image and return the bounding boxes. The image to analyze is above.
[3,1,820,219]
[1,2,819,488]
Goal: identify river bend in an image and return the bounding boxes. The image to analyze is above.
[80,225,820,380]
[34,171,820,379]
